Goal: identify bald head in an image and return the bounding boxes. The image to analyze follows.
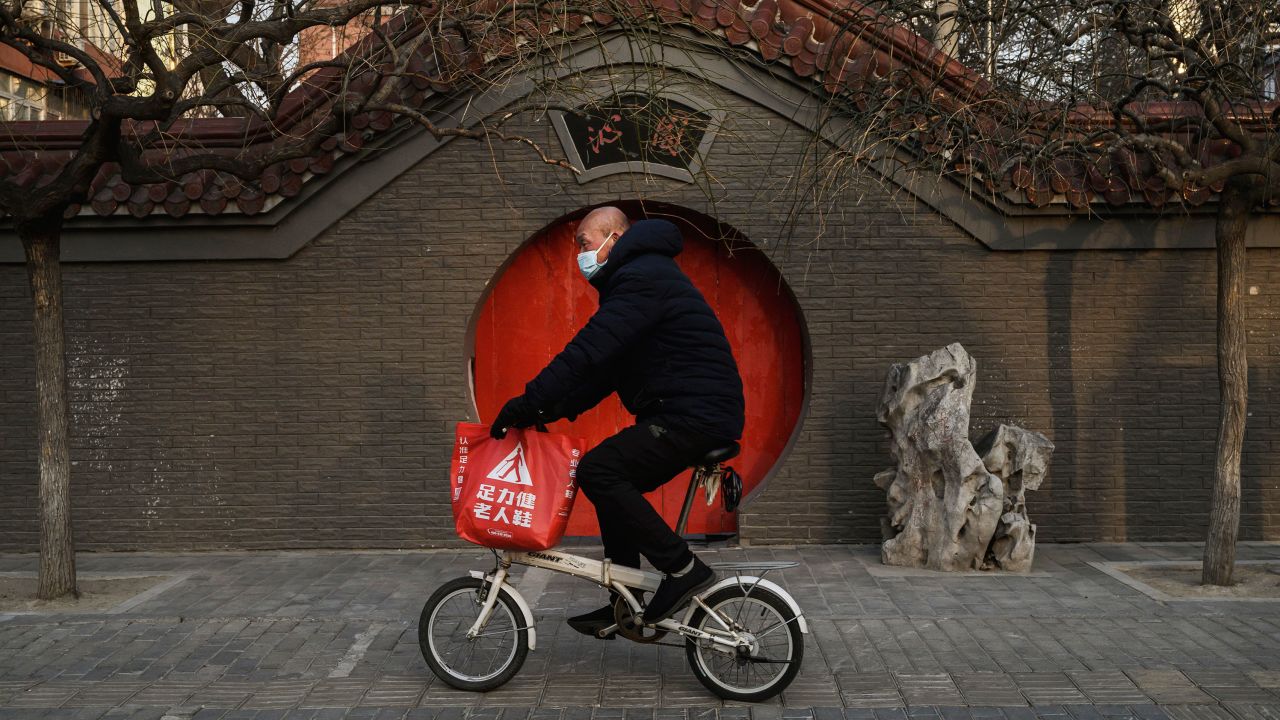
[580,206,630,240]
[574,206,630,266]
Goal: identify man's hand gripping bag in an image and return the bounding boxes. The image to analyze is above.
[449,423,584,551]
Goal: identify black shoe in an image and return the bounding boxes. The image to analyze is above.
[642,557,716,624]
[566,603,617,639]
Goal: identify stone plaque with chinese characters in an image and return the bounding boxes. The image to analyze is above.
[560,94,711,173]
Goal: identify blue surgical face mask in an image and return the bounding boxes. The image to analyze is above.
[577,234,615,279]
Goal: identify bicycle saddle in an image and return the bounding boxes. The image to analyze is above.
[699,442,740,466]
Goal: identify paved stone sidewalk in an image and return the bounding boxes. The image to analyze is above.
[1,542,1279,719]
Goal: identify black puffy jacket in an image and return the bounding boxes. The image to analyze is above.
[523,219,745,441]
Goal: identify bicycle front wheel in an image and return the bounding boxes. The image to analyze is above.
[684,584,804,702]
[419,576,529,691]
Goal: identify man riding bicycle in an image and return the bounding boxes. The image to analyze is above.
[490,205,745,632]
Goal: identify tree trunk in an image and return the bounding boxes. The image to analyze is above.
[1202,179,1253,587]
[18,218,77,601]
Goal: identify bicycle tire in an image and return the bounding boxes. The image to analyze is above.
[419,576,530,691]
[684,584,804,702]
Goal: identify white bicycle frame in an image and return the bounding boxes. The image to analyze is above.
[465,548,808,655]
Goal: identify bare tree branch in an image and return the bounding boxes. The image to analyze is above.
[368,101,580,173]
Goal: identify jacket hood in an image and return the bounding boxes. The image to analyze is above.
[589,219,682,289]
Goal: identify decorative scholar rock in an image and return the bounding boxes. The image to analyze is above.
[874,343,1055,572]
[974,424,1055,572]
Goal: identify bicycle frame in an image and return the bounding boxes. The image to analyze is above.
[462,550,644,645]
[461,460,805,655]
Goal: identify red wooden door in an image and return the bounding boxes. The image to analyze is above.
[473,211,804,536]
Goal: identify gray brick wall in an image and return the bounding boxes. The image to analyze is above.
[0,82,1277,550]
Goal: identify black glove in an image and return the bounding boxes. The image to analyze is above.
[490,395,537,439]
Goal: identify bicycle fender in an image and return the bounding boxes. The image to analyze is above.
[683,576,808,634]
[469,570,538,650]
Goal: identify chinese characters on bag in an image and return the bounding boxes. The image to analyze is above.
[567,449,579,500]
[472,484,537,527]
[453,436,468,501]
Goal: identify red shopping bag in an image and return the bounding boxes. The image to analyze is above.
[449,422,585,551]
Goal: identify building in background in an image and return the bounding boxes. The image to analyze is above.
[297,2,406,72]
[0,0,124,119]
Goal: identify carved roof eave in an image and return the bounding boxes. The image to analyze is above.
[0,5,1277,260]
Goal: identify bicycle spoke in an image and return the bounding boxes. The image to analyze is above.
[755,617,790,640]
[457,635,478,670]
[484,638,500,676]
[470,625,526,639]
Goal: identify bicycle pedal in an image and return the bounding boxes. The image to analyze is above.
[595,624,618,641]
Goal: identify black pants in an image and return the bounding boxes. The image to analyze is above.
[577,422,729,574]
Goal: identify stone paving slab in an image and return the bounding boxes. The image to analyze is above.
[0,543,1277,718]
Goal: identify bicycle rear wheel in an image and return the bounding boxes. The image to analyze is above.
[684,584,804,702]
[419,576,529,691]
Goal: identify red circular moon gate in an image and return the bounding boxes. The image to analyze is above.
[473,207,805,537]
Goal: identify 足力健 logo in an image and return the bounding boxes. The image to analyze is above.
[487,444,533,486]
